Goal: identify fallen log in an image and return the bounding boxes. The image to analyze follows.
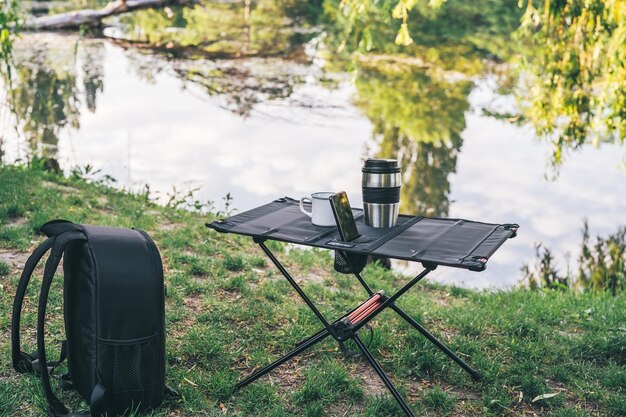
[20,0,196,31]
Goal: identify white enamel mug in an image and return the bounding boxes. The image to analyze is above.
[299,192,335,227]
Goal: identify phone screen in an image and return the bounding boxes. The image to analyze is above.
[329,192,360,242]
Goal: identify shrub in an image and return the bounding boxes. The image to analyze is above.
[522,220,625,294]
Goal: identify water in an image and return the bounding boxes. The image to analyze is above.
[1,32,624,289]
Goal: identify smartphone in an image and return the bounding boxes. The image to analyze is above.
[329,192,360,242]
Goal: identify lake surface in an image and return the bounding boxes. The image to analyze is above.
[1,32,624,289]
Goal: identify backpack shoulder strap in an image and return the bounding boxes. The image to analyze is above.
[37,230,98,417]
[11,236,55,373]
[40,219,83,237]
[11,219,81,374]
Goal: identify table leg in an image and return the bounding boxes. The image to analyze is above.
[353,334,416,417]
[390,304,482,381]
[350,267,433,335]
[248,242,463,417]
[235,328,331,391]
[352,267,481,380]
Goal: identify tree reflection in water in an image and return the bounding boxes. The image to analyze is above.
[4,35,104,159]
[320,0,520,216]
[2,0,323,149]
[174,61,302,117]
[353,58,473,217]
[2,32,337,161]
[118,44,314,117]
[114,0,324,116]
[120,0,321,58]
[4,0,622,213]
[4,29,476,219]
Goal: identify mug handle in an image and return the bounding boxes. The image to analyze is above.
[299,197,313,218]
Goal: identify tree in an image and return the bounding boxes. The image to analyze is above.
[516,0,626,167]
[324,0,523,58]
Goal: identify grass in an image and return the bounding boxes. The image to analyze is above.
[0,163,624,416]
[0,262,9,276]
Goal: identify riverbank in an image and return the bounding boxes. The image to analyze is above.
[0,163,624,416]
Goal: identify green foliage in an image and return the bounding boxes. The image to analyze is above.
[324,0,397,52]
[522,243,570,291]
[326,0,623,167]
[0,0,18,78]
[578,220,626,295]
[324,0,523,57]
[523,220,626,294]
[331,0,437,48]
[516,0,626,167]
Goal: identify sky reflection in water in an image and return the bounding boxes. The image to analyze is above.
[1,33,624,289]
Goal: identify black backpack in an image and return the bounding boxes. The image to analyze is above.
[11,220,169,417]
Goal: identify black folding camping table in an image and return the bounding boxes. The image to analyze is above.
[206,197,518,416]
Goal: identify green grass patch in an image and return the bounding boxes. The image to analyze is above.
[0,164,624,416]
[0,262,10,276]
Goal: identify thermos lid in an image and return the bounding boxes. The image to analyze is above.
[362,158,400,174]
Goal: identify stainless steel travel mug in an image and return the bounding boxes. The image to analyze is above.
[362,159,401,228]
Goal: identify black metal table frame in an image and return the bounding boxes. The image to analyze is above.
[234,237,483,417]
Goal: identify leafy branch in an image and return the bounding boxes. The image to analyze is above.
[338,0,446,48]
[0,0,19,78]
[516,0,626,168]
